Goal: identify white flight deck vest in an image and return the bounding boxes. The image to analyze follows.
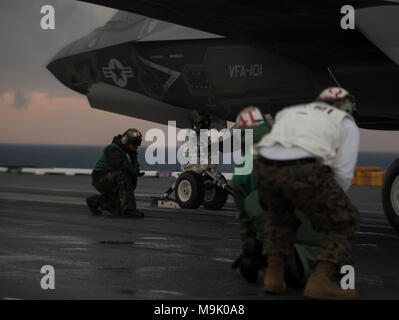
[256,102,355,167]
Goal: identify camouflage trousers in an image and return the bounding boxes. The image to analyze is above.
[92,170,137,215]
[253,158,359,265]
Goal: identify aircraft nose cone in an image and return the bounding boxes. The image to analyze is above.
[46,56,66,87]
[46,39,79,84]
[46,38,95,95]
[46,54,90,95]
[46,41,70,82]
[46,59,57,78]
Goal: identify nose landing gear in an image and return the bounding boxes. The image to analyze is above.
[154,166,231,210]
[152,111,232,210]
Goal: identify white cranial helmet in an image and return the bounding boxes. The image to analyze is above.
[317,87,356,114]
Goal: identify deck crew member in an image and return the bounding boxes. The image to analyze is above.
[86,128,145,217]
[254,87,360,299]
[231,106,271,281]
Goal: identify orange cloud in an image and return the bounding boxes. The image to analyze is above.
[0,91,168,145]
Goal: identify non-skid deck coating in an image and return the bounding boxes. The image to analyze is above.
[0,173,397,299]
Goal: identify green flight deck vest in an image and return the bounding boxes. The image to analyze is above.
[94,143,137,173]
[233,123,270,196]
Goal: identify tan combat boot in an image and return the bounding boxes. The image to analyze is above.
[264,255,286,293]
[304,261,358,300]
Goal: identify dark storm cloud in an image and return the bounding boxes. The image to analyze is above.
[0,0,115,101]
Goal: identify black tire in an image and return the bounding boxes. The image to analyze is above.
[202,176,229,210]
[175,171,203,209]
[382,158,399,234]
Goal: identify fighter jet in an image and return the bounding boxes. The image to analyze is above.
[47,1,399,232]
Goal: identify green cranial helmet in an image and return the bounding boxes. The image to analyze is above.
[123,128,142,146]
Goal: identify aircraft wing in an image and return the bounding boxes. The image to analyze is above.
[79,1,396,45]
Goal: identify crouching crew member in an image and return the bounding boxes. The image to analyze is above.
[254,87,360,299]
[231,106,272,282]
[86,128,145,217]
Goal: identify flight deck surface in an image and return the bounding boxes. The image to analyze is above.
[0,173,397,299]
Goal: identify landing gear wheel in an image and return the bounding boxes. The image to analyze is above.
[382,158,399,234]
[175,171,203,209]
[202,176,229,210]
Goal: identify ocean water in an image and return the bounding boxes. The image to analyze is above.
[0,144,397,172]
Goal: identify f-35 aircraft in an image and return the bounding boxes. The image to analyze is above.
[47,1,399,232]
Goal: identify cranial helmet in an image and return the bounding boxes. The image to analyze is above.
[317,87,357,114]
[123,128,142,146]
[235,106,270,129]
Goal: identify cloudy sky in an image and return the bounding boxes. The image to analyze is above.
[0,0,398,151]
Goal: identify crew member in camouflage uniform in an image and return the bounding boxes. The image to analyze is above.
[254,87,360,299]
[86,128,145,217]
